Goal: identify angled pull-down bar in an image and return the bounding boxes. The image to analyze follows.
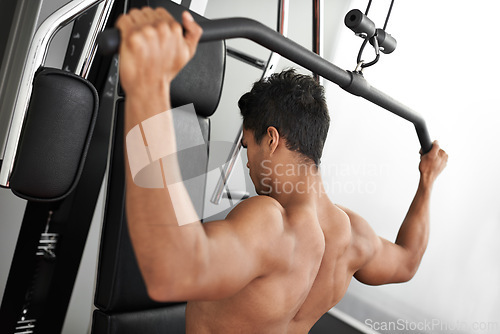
[99,17,432,153]
[199,18,432,154]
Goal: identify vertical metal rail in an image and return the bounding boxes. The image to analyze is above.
[0,0,44,161]
[210,0,289,205]
[313,0,324,85]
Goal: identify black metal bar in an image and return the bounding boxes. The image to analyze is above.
[226,47,266,70]
[199,18,350,86]
[98,16,432,153]
[343,74,432,152]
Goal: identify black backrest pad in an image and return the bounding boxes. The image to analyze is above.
[148,0,225,117]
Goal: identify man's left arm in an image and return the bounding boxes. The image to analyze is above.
[349,142,448,285]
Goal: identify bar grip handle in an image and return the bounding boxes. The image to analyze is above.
[417,124,433,154]
[97,28,120,55]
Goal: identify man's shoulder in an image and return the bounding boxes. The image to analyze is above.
[222,196,286,237]
[241,195,283,209]
[227,195,284,222]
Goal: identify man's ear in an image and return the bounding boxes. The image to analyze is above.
[266,126,280,155]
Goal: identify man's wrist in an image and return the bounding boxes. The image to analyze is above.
[126,86,170,107]
[125,88,171,127]
[124,77,171,105]
[418,174,434,192]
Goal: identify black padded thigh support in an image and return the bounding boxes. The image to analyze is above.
[10,68,98,202]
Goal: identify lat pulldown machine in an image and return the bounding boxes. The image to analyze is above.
[0,1,431,333]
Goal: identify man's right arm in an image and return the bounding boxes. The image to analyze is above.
[345,141,448,285]
[118,8,291,303]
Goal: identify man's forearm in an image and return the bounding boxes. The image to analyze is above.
[124,94,206,298]
[395,177,433,264]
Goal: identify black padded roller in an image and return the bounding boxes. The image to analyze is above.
[9,68,98,202]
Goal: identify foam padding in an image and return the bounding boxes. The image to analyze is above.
[10,68,98,202]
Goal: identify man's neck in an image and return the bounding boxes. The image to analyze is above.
[266,165,326,208]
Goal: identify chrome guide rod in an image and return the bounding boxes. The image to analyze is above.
[210,128,243,204]
[210,0,289,205]
[76,0,115,79]
[0,0,104,187]
[226,47,266,70]
[0,0,44,161]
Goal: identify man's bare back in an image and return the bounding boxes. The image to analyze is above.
[185,194,353,333]
[117,7,448,334]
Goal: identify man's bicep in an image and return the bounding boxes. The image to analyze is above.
[354,237,414,285]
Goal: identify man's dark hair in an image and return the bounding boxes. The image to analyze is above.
[238,69,330,166]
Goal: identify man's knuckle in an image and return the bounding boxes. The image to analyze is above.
[170,22,182,35]
[128,31,148,53]
[155,7,168,16]
[129,31,142,43]
[128,8,140,16]
[156,21,170,34]
[141,25,157,39]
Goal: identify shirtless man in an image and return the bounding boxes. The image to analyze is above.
[117,7,448,333]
